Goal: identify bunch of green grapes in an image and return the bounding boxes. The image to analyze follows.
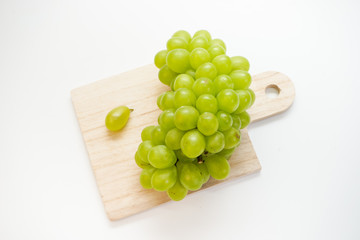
[135,30,255,201]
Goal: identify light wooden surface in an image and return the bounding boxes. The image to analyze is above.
[71,64,295,221]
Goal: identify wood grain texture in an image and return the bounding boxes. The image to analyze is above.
[71,64,295,221]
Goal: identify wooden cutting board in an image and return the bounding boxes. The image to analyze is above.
[71,65,295,221]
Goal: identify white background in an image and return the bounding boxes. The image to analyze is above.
[1,0,360,239]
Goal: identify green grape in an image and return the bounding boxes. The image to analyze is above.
[197,162,210,184]
[167,37,188,51]
[148,145,177,169]
[193,30,212,42]
[212,54,232,74]
[196,94,218,114]
[150,125,167,145]
[180,129,206,158]
[135,151,150,168]
[140,166,156,189]
[230,70,252,89]
[179,163,203,191]
[166,49,190,73]
[216,110,233,131]
[170,79,175,91]
[141,125,155,141]
[217,89,240,113]
[210,38,226,50]
[151,166,177,191]
[231,56,250,71]
[195,62,218,80]
[205,131,225,153]
[173,74,194,90]
[192,77,216,97]
[165,128,185,150]
[186,69,196,79]
[248,89,255,107]
[154,50,168,69]
[174,88,196,108]
[137,140,154,163]
[172,30,191,43]
[189,48,210,69]
[205,154,230,180]
[174,106,199,131]
[223,127,241,149]
[218,147,236,160]
[197,112,219,136]
[207,44,226,59]
[157,92,166,110]
[158,65,177,86]
[105,106,132,131]
[158,109,175,131]
[238,111,250,129]
[231,114,241,129]
[189,36,209,51]
[167,178,188,201]
[234,89,252,114]
[175,150,195,162]
[160,91,175,110]
[214,74,234,94]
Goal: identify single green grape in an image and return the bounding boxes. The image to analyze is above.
[214,74,234,94]
[157,92,166,110]
[174,106,199,131]
[173,74,194,90]
[231,114,241,129]
[230,70,252,89]
[141,125,155,141]
[223,127,241,149]
[217,89,240,113]
[209,38,226,50]
[195,62,218,80]
[105,106,132,131]
[193,30,212,42]
[150,125,167,145]
[197,112,219,136]
[170,79,175,91]
[192,77,216,97]
[167,178,188,201]
[189,48,210,70]
[158,109,176,131]
[137,140,154,163]
[218,147,236,160]
[166,49,190,73]
[158,65,177,86]
[231,56,250,71]
[196,94,218,114]
[234,89,252,114]
[185,69,196,79]
[140,166,156,189]
[180,129,206,158]
[207,44,226,59]
[172,30,191,43]
[189,36,209,51]
[212,54,232,75]
[135,151,150,169]
[175,150,195,163]
[174,88,196,108]
[148,145,177,169]
[165,128,185,150]
[205,154,230,180]
[248,89,255,107]
[238,111,251,129]
[205,131,225,153]
[151,165,177,191]
[197,162,210,184]
[179,163,203,191]
[167,37,188,51]
[216,110,233,131]
[160,91,176,110]
[154,50,168,69]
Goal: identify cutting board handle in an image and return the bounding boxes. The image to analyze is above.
[248,71,295,122]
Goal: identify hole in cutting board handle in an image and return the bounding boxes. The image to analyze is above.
[265,84,280,98]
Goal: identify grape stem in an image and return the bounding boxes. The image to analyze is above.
[129,109,134,112]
